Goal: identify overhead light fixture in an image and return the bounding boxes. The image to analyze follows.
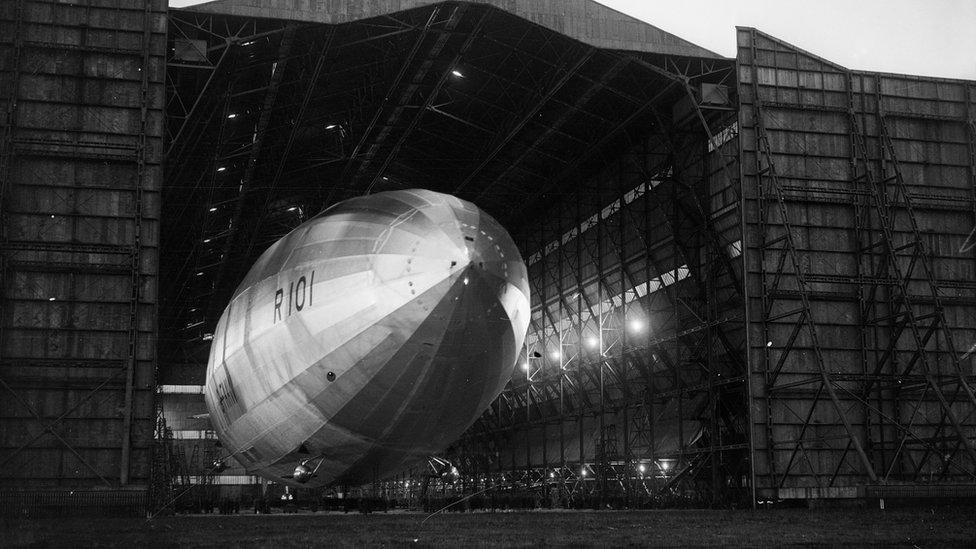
[227,113,237,119]
[629,319,644,333]
[451,69,464,78]
[287,206,297,212]
[209,207,217,212]
[521,362,530,371]
[585,336,598,349]
[325,124,338,130]
[196,272,204,276]
[203,238,211,243]
[48,297,56,301]
[550,350,561,361]
[638,464,646,473]
[216,166,226,172]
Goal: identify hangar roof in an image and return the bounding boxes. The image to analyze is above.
[182,0,722,58]
[162,0,735,364]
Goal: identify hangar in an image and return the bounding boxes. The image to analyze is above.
[1,0,974,514]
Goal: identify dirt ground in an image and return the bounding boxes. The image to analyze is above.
[4,506,975,547]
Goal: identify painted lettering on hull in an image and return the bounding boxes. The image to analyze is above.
[273,270,315,324]
[213,366,245,424]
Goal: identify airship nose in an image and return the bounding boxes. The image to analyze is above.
[455,216,520,287]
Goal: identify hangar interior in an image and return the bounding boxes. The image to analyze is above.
[1,0,975,514]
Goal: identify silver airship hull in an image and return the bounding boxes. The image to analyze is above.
[203,189,530,487]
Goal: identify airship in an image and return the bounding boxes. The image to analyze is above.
[203,189,530,487]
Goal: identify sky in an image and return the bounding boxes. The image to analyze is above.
[168,0,976,80]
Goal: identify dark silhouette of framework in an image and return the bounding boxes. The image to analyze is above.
[447,60,747,506]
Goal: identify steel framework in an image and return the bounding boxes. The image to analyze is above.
[738,28,976,500]
[158,4,733,390]
[157,5,976,508]
[1,0,966,512]
[447,61,748,507]
[441,28,976,507]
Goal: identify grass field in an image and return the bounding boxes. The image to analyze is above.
[4,506,975,547]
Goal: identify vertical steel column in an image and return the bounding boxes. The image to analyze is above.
[557,201,566,498]
[618,161,631,503]
[847,71,887,478]
[645,156,657,475]
[0,0,24,377]
[670,182,684,470]
[704,158,720,504]
[966,84,976,276]
[595,179,607,506]
[734,50,757,506]
[121,0,155,487]
[575,192,585,494]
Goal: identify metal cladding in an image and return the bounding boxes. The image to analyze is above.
[203,189,530,487]
[185,0,723,58]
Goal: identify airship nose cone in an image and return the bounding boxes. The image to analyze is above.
[456,213,522,289]
[205,189,529,488]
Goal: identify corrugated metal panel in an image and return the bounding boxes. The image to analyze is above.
[185,0,724,59]
[0,0,166,503]
[737,27,976,497]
